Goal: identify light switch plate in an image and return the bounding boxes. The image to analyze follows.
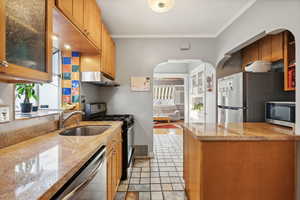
[0,106,9,122]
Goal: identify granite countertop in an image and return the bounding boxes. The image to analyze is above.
[0,121,123,200]
[182,122,299,141]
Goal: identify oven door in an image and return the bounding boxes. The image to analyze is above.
[127,126,134,165]
[265,102,295,127]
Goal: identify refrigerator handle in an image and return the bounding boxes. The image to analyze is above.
[218,105,248,110]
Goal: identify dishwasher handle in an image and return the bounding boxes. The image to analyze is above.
[62,147,106,200]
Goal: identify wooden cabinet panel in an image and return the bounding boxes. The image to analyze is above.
[80,53,101,72]
[111,40,116,79]
[242,42,259,68]
[100,24,116,79]
[83,0,92,35]
[0,1,6,74]
[107,150,113,200]
[106,129,122,200]
[184,130,201,200]
[56,0,101,51]
[92,3,102,48]
[248,42,259,63]
[184,128,296,200]
[73,0,84,29]
[202,141,295,200]
[101,24,109,75]
[283,31,296,91]
[83,0,101,49]
[271,33,284,61]
[56,0,73,19]
[259,35,272,62]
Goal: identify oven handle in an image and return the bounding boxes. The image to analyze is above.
[62,147,106,200]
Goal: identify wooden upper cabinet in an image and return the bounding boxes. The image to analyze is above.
[101,24,109,75]
[56,0,101,50]
[73,0,84,29]
[84,0,101,49]
[80,53,101,72]
[259,35,272,62]
[242,42,259,68]
[111,40,116,79]
[56,0,73,19]
[271,32,284,61]
[242,32,285,70]
[0,0,53,82]
[83,0,93,36]
[100,24,116,80]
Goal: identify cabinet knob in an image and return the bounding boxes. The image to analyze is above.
[0,60,8,68]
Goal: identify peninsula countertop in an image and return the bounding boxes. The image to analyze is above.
[0,121,123,200]
[182,122,299,141]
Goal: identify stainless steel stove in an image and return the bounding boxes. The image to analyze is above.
[84,103,134,180]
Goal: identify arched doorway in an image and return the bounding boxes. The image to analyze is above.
[153,59,216,126]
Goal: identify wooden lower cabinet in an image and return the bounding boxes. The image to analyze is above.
[183,128,296,200]
[106,129,122,200]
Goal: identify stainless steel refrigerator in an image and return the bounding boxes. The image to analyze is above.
[217,72,294,124]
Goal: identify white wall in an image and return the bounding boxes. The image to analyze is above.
[96,38,217,153]
[154,63,189,74]
[215,0,300,132]
[0,83,14,121]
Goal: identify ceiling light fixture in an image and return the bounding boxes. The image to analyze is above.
[148,0,174,13]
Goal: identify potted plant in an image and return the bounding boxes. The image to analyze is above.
[192,103,204,111]
[16,83,39,113]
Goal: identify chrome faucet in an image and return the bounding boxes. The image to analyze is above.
[59,110,85,129]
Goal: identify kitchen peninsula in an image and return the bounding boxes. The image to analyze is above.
[183,122,298,200]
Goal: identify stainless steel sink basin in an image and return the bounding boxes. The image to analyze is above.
[59,125,111,136]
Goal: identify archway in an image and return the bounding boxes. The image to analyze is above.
[153,59,216,126]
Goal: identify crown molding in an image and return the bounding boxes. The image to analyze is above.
[215,0,257,37]
[111,0,256,39]
[111,34,216,39]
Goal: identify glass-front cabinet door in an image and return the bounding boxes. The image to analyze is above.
[0,0,53,82]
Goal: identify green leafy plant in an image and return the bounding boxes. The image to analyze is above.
[16,83,39,104]
[192,103,204,111]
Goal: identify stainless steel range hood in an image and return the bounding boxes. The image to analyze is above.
[81,72,120,87]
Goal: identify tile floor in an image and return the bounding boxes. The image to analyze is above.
[115,127,186,200]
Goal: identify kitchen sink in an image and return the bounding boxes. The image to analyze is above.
[59,125,111,136]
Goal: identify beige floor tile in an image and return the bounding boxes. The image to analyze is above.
[161,184,173,191]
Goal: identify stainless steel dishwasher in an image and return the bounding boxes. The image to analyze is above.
[53,146,106,200]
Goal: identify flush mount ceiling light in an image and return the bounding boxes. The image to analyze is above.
[148,0,174,13]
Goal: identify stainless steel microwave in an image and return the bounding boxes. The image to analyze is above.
[265,102,295,128]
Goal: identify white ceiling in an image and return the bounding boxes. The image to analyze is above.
[97,0,256,38]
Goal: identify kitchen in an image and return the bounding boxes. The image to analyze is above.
[0,0,300,200]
